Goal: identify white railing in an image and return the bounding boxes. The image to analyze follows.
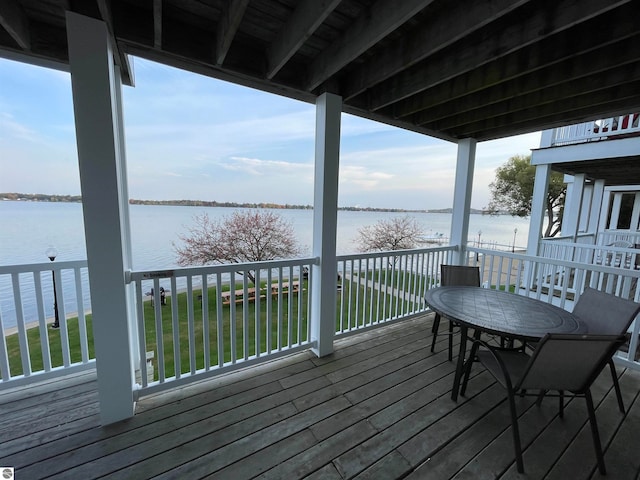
[549,113,640,146]
[467,247,640,369]
[4,243,640,392]
[336,246,456,335]
[0,260,94,386]
[540,239,639,270]
[597,230,640,247]
[128,257,316,395]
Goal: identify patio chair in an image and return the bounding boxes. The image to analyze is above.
[570,287,640,413]
[472,333,628,474]
[430,265,480,360]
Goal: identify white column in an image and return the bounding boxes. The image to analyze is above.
[631,193,640,231]
[67,12,135,424]
[527,164,551,256]
[449,138,476,265]
[561,176,574,234]
[588,179,606,237]
[310,93,341,357]
[562,173,586,240]
[579,185,592,233]
[610,193,623,229]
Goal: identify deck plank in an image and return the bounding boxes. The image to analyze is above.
[1,314,639,480]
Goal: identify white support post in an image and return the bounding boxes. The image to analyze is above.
[449,138,476,265]
[67,12,135,424]
[527,164,551,256]
[310,93,341,358]
[588,179,605,237]
[631,193,640,231]
[562,173,586,240]
[599,188,613,236]
[610,193,623,229]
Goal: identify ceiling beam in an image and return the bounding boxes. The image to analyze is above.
[216,0,249,65]
[341,0,530,101]
[367,0,632,112]
[305,0,435,91]
[96,0,134,86]
[405,27,640,125]
[266,0,340,79]
[454,86,640,141]
[0,0,30,50]
[432,71,640,132]
[153,0,162,49]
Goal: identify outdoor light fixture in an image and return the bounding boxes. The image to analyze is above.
[46,246,60,329]
[513,228,518,253]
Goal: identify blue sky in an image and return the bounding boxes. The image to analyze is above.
[0,56,540,210]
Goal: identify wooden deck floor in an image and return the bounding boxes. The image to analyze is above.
[2,313,640,479]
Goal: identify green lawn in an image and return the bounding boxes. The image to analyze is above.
[3,275,423,381]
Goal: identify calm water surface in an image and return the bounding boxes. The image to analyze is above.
[1,201,530,327]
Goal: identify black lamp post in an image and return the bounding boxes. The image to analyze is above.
[46,246,60,329]
[512,228,518,253]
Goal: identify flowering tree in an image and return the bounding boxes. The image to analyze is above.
[355,216,424,252]
[174,210,302,284]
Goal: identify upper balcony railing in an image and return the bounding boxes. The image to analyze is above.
[545,113,640,147]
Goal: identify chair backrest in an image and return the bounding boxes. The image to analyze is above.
[440,265,480,287]
[572,287,640,335]
[517,333,628,393]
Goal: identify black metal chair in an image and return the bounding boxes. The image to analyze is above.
[569,287,640,413]
[430,265,480,360]
[472,333,628,474]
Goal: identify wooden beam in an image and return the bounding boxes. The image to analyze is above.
[216,0,249,65]
[432,74,640,134]
[366,0,632,112]
[419,61,640,131]
[0,0,30,50]
[153,0,162,49]
[305,0,434,91]
[452,89,640,141]
[341,0,529,101]
[96,0,134,86]
[266,0,340,79]
[408,28,640,126]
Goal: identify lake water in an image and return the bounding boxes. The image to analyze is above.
[0,201,530,327]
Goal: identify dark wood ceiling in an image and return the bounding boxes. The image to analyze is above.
[2,0,640,143]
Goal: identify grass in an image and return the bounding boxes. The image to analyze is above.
[3,275,417,381]
[5,272,436,379]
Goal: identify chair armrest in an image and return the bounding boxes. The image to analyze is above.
[471,338,519,391]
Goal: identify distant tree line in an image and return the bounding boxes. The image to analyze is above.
[0,193,82,202]
[3,193,430,213]
[129,199,313,210]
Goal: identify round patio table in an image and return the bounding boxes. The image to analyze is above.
[425,286,588,400]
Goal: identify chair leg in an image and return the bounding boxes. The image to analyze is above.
[608,359,625,413]
[447,320,454,361]
[585,390,607,475]
[507,390,525,473]
[431,313,441,353]
[558,390,564,418]
[535,390,546,407]
[460,329,481,396]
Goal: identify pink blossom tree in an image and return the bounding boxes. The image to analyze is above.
[174,210,302,284]
[355,215,423,252]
